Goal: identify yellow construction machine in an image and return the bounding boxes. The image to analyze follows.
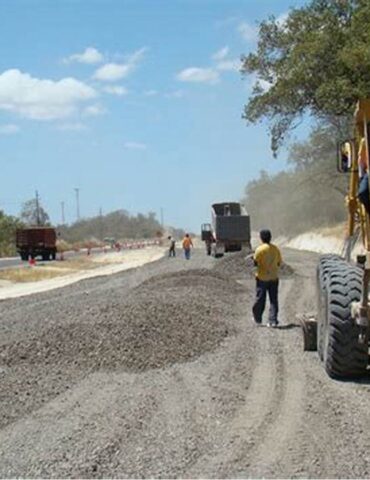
[305,100,370,378]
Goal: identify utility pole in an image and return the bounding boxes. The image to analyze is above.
[35,190,41,225]
[61,201,65,225]
[99,207,103,241]
[160,207,164,229]
[74,188,80,221]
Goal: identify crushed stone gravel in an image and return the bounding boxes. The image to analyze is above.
[0,252,244,429]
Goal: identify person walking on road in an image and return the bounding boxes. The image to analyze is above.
[252,229,282,327]
[182,233,193,260]
[168,236,176,257]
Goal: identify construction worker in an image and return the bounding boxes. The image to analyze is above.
[182,233,193,260]
[168,236,176,257]
[252,229,282,327]
[358,137,370,214]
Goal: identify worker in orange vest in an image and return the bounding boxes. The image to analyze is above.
[182,233,193,260]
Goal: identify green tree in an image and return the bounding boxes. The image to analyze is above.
[0,211,23,256]
[58,209,163,243]
[241,0,370,154]
[20,199,50,226]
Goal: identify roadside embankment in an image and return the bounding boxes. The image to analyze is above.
[0,247,165,300]
[276,224,363,257]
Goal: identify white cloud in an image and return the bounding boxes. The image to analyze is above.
[216,59,240,72]
[93,63,132,82]
[56,122,87,131]
[126,47,147,64]
[164,90,184,99]
[177,67,219,84]
[0,69,97,120]
[103,85,128,96]
[238,22,258,42]
[177,47,240,87]
[124,141,147,150]
[93,47,147,82]
[83,104,106,116]
[212,46,229,61]
[64,47,104,65]
[144,89,158,96]
[0,124,19,135]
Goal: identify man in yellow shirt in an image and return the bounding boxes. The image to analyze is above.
[252,229,282,327]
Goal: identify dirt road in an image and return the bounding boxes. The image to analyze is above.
[0,247,370,478]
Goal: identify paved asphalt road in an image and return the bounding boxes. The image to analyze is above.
[0,248,103,270]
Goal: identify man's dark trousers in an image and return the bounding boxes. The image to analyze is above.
[252,278,279,324]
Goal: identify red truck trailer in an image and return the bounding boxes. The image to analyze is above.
[16,227,57,261]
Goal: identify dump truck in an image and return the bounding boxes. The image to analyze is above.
[16,227,57,261]
[304,99,370,378]
[201,202,251,257]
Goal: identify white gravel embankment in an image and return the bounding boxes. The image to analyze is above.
[0,247,165,300]
[285,232,344,254]
[276,224,364,258]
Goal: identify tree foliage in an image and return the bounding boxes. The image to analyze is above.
[241,0,370,154]
[0,211,24,256]
[58,209,162,243]
[20,199,50,226]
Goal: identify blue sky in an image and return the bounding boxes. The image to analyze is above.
[0,0,306,231]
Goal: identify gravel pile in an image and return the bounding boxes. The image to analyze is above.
[2,270,237,373]
[0,262,242,428]
[214,251,294,278]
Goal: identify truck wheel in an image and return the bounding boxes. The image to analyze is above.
[323,263,368,378]
[316,255,345,360]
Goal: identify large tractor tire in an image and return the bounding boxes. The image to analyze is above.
[323,263,368,378]
[316,255,345,359]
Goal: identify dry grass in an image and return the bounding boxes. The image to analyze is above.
[0,256,101,283]
[0,266,71,283]
[55,257,98,270]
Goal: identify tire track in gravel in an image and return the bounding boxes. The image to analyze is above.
[241,274,311,478]
[225,277,304,478]
[295,338,370,478]
[202,251,334,479]
[241,251,338,479]
[184,281,289,478]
